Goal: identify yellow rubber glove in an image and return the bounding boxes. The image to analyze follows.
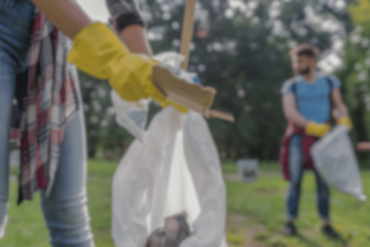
[67,22,165,103]
[160,100,189,113]
[337,116,353,130]
[305,122,331,137]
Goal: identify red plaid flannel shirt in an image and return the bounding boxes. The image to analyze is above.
[278,122,318,181]
[11,10,78,203]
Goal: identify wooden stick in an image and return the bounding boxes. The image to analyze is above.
[209,110,235,123]
[176,0,235,123]
[180,0,197,70]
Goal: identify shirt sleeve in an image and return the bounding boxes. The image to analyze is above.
[280,79,294,95]
[106,0,146,33]
[329,75,341,88]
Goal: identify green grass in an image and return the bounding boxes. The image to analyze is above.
[1,160,370,247]
[222,161,239,174]
[226,166,370,247]
[222,161,281,174]
[1,159,117,247]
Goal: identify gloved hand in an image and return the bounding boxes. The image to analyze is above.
[67,22,165,103]
[305,122,331,137]
[337,116,353,131]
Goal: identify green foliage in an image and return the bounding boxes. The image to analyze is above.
[79,71,134,159]
[349,0,370,29]
[337,0,370,162]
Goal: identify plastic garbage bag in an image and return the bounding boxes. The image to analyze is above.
[112,106,228,247]
[311,125,366,201]
[111,91,150,141]
[111,52,227,247]
[153,52,199,84]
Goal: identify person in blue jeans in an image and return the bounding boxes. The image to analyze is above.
[280,44,352,238]
[0,0,162,246]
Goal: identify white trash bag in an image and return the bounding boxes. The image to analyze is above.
[111,52,228,247]
[111,91,150,142]
[112,107,228,247]
[311,125,366,201]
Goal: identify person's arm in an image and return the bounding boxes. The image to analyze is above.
[331,88,353,130]
[31,0,92,39]
[32,0,153,55]
[282,93,309,128]
[357,142,370,151]
[331,88,349,119]
[31,0,168,105]
[119,25,152,56]
[106,0,152,55]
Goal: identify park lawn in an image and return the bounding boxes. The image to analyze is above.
[1,159,369,247]
[1,159,117,247]
[226,168,370,247]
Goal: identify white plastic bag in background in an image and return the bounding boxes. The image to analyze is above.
[311,125,366,201]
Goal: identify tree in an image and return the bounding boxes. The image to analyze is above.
[336,0,370,162]
[79,71,134,159]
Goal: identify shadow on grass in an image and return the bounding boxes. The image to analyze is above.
[295,233,349,247]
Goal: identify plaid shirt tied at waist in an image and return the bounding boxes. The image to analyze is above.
[11,9,79,203]
[278,122,318,181]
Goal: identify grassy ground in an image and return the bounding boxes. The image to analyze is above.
[1,160,369,247]
[2,159,117,247]
[224,164,370,247]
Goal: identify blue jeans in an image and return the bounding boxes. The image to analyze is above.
[286,135,330,221]
[0,0,94,246]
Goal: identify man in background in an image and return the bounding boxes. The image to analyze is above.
[279,44,352,238]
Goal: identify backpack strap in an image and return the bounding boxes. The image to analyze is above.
[291,78,298,109]
[326,76,334,112]
[326,76,334,91]
[290,75,299,96]
[292,82,297,95]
